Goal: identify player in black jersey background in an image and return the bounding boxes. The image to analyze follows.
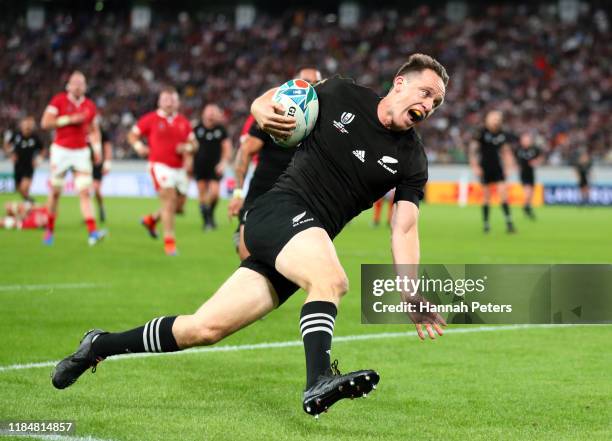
[228,66,321,260]
[469,110,517,233]
[3,116,44,202]
[514,132,543,219]
[193,104,232,230]
[53,54,448,417]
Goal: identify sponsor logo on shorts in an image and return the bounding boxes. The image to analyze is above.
[333,111,355,134]
[352,150,365,163]
[377,155,398,174]
[292,211,314,227]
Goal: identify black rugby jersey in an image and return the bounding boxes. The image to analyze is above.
[194,124,227,166]
[476,128,513,171]
[271,77,427,237]
[514,145,541,173]
[8,131,42,165]
[244,124,295,206]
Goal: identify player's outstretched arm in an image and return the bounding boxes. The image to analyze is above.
[391,201,446,340]
[250,88,296,140]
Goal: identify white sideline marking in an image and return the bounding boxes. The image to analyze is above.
[0,324,589,373]
[0,434,114,441]
[0,283,106,293]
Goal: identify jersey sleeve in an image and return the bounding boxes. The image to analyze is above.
[86,100,97,124]
[136,113,153,137]
[46,93,63,115]
[219,126,228,140]
[393,135,428,207]
[248,123,270,143]
[182,117,193,141]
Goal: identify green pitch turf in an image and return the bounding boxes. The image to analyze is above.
[0,195,610,441]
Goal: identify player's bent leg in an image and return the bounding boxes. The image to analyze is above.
[51,267,277,389]
[274,227,378,417]
[275,227,348,305]
[197,180,210,228]
[174,267,277,347]
[75,172,106,245]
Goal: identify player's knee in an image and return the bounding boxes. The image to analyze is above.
[75,174,93,191]
[50,175,64,189]
[186,319,228,346]
[312,272,349,298]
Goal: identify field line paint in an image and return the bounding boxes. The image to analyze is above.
[0,324,597,373]
[0,283,107,293]
[0,434,115,441]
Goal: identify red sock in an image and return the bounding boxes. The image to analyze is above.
[47,213,56,233]
[164,236,176,253]
[85,217,97,234]
[373,199,383,222]
[144,214,158,227]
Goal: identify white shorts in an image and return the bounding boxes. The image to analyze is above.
[149,162,188,195]
[50,144,92,179]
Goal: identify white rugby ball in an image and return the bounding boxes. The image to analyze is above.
[271,79,319,147]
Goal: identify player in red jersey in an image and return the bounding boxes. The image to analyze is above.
[40,71,105,246]
[128,87,196,256]
[0,201,49,230]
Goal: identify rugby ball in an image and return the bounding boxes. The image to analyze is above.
[271,79,319,147]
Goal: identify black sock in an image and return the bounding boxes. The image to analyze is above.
[92,316,179,357]
[199,203,209,224]
[501,202,512,224]
[482,204,490,224]
[300,301,337,389]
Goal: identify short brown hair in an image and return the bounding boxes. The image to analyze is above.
[395,54,449,86]
[160,85,178,95]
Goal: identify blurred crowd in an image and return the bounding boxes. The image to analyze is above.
[0,3,610,164]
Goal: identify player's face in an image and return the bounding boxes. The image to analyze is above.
[297,68,322,85]
[158,92,178,114]
[485,111,503,131]
[20,118,35,135]
[520,133,532,148]
[388,69,445,131]
[202,105,220,125]
[67,73,86,98]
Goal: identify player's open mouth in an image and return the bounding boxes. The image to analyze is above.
[408,109,425,122]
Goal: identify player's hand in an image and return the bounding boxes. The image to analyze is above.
[405,294,447,340]
[252,100,296,140]
[93,152,102,166]
[70,112,87,124]
[228,197,244,219]
[472,166,482,178]
[215,161,227,175]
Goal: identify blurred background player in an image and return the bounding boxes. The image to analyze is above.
[128,87,196,256]
[89,129,113,223]
[193,104,232,230]
[0,200,49,230]
[40,71,105,246]
[469,110,516,234]
[372,189,395,227]
[228,66,321,260]
[574,148,592,206]
[514,132,543,219]
[3,115,44,202]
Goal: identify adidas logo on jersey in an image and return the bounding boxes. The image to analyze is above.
[352,150,365,163]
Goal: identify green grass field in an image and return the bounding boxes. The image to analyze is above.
[0,194,611,441]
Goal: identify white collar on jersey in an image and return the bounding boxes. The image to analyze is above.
[67,93,85,106]
[157,109,178,121]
